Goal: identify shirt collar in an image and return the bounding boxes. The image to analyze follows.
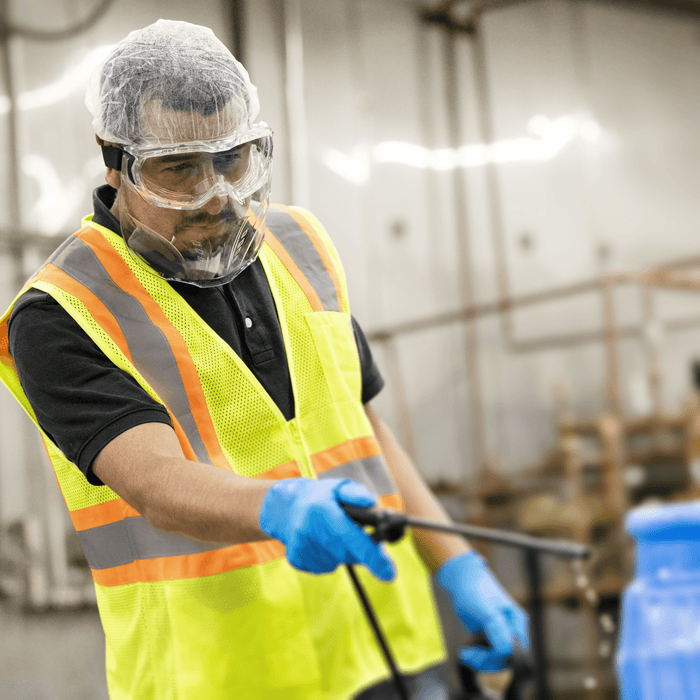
[92,185,121,236]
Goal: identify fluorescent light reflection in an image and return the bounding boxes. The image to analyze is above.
[323,113,604,185]
[0,46,115,235]
[22,154,104,235]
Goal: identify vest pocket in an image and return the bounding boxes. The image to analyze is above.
[304,311,362,406]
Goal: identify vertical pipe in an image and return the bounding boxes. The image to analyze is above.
[0,0,24,600]
[470,20,513,339]
[383,338,420,466]
[282,0,310,209]
[343,0,385,324]
[227,0,246,64]
[0,0,21,233]
[641,286,664,424]
[602,278,624,421]
[601,281,629,520]
[598,277,631,556]
[443,27,489,476]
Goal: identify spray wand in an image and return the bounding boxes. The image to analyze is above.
[341,504,591,700]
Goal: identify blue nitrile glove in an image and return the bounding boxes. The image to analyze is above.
[435,550,529,672]
[259,477,396,581]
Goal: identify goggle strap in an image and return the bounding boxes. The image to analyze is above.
[101,145,136,184]
[101,145,122,170]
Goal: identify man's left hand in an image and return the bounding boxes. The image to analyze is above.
[435,550,530,672]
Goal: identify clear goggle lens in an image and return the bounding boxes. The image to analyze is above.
[127,129,273,210]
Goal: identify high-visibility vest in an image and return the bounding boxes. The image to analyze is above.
[0,204,445,699]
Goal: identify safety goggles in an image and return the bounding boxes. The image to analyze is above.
[102,123,273,210]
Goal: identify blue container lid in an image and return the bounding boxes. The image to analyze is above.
[626,501,700,542]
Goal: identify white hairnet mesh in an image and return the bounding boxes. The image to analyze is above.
[86,19,260,148]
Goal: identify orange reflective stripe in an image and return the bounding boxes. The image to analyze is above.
[77,227,229,471]
[37,263,133,365]
[253,459,302,480]
[91,496,404,587]
[264,231,324,312]
[70,498,140,531]
[379,493,403,511]
[37,263,199,462]
[0,316,15,370]
[274,204,345,314]
[70,459,300,532]
[311,435,382,474]
[89,496,401,588]
[92,540,286,587]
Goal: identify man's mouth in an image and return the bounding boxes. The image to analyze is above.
[185,208,235,227]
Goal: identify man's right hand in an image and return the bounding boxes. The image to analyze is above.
[259,477,396,581]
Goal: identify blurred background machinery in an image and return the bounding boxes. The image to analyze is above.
[3,0,700,698]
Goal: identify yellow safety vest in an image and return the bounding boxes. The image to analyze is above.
[0,204,445,699]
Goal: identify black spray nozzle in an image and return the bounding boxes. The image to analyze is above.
[341,503,591,559]
[341,503,408,542]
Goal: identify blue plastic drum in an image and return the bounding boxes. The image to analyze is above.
[616,501,700,699]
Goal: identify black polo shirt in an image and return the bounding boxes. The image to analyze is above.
[8,186,384,485]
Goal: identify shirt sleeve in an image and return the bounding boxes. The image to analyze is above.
[351,316,385,405]
[8,290,385,488]
[8,290,172,486]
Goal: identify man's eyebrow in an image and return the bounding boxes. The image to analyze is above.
[152,153,198,163]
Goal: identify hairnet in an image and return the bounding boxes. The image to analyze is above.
[85,19,260,148]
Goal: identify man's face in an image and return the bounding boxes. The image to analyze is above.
[119,164,248,257]
[108,101,252,254]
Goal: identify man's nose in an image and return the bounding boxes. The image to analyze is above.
[202,192,225,215]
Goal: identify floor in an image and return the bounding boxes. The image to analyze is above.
[0,602,109,700]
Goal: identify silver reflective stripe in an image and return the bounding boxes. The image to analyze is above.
[265,207,340,312]
[78,517,228,570]
[317,455,396,497]
[45,232,78,266]
[50,237,211,463]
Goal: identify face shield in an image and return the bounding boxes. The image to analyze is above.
[87,20,273,287]
[113,125,273,287]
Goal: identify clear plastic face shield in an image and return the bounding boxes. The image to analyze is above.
[86,20,273,287]
[115,125,273,287]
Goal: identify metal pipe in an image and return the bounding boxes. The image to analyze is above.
[0,0,21,238]
[226,0,246,65]
[642,269,700,293]
[367,275,621,342]
[641,285,665,426]
[383,338,420,466]
[592,0,700,19]
[469,6,622,368]
[443,25,489,475]
[282,0,310,209]
[366,264,700,349]
[470,19,514,344]
[0,0,23,602]
[602,278,624,420]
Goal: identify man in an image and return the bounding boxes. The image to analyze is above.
[0,20,527,700]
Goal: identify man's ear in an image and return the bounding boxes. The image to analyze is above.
[96,135,121,189]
